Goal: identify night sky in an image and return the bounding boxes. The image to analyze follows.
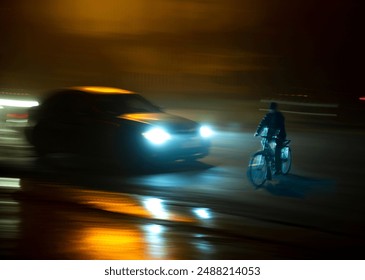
[0,0,362,99]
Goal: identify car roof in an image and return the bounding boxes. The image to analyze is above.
[68,86,135,95]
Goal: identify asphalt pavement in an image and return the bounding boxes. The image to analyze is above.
[0,100,365,260]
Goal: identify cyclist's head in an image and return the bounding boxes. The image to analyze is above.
[269,102,278,111]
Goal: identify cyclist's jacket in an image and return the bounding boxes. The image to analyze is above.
[256,110,287,140]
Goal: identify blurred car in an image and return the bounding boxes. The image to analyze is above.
[25,86,212,166]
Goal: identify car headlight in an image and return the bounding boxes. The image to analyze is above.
[199,125,213,138]
[142,127,171,145]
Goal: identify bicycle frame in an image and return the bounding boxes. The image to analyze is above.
[260,136,291,179]
[260,136,275,155]
[247,134,292,187]
[260,136,276,179]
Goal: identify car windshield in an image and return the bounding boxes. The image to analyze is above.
[93,94,162,115]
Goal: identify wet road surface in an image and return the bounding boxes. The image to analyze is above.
[0,104,365,260]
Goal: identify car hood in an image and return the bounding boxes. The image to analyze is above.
[117,112,199,132]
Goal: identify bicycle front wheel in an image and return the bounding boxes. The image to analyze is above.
[247,151,268,187]
[281,146,292,175]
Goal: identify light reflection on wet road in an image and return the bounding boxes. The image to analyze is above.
[1,118,365,259]
[1,178,279,259]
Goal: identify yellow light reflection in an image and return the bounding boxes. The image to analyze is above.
[83,194,151,219]
[80,227,146,259]
[83,193,193,223]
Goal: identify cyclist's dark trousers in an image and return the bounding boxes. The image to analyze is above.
[275,139,284,173]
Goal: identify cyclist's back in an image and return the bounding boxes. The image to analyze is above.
[255,102,286,140]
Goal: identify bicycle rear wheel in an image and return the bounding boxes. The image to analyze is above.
[281,146,292,174]
[247,151,268,187]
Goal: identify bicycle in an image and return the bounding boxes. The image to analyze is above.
[247,135,292,187]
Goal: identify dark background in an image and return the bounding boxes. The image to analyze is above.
[0,0,363,100]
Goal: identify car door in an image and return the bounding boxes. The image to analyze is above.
[37,92,91,153]
[58,92,94,153]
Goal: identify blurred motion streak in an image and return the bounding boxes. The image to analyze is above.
[193,208,211,220]
[78,194,195,223]
[1,0,280,95]
[143,224,167,259]
[80,227,146,259]
[20,180,195,223]
[0,178,21,188]
[84,195,150,218]
[29,0,263,35]
[0,99,39,108]
[18,180,219,259]
[0,91,39,126]
[0,0,360,99]
[260,99,339,117]
[143,198,168,219]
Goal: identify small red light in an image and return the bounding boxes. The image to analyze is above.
[6,113,29,119]
[359,97,365,101]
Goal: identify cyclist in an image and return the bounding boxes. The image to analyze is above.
[254,102,287,174]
